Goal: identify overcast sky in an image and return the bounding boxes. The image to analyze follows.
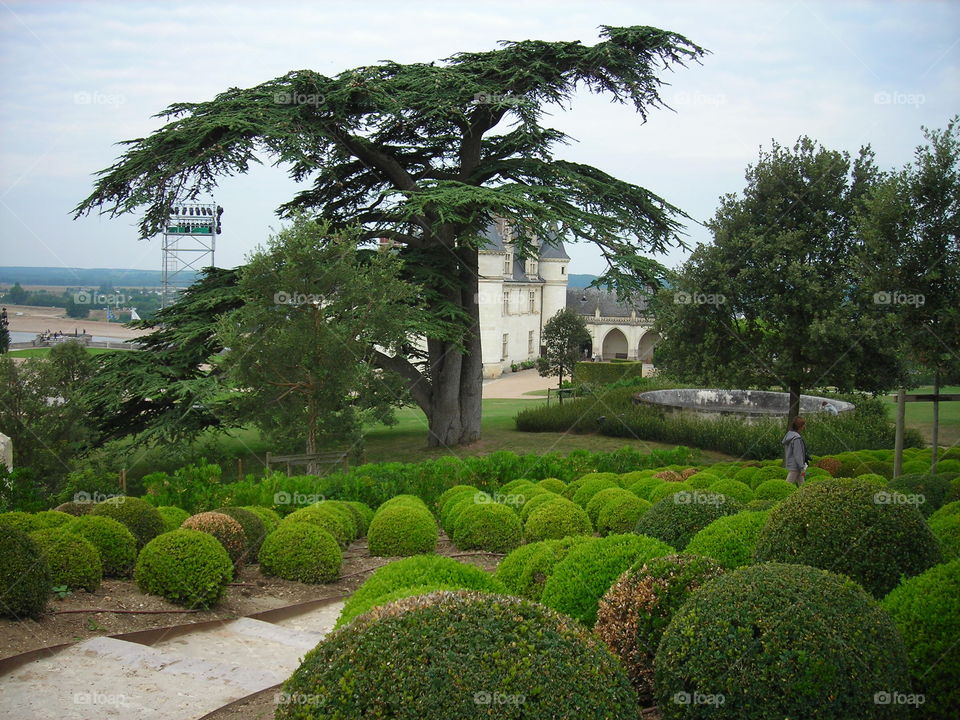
[0,0,956,277]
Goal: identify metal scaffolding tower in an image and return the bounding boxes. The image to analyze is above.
[161,202,221,308]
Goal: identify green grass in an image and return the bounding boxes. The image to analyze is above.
[883,386,960,447]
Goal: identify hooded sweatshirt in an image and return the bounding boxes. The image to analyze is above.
[782,430,807,471]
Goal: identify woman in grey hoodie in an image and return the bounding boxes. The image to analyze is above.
[782,416,809,486]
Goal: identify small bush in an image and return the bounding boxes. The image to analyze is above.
[29,528,102,592]
[512,536,595,601]
[342,501,373,535]
[451,502,522,553]
[597,495,651,536]
[628,477,665,500]
[654,563,910,720]
[635,492,743,549]
[63,515,137,577]
[0,525,51,618]
[284,505,352,547]
[754,479,941,597]
[258,522,342,584]
[563,472,621,501]
[337,555,505,627]
[524,497,592,542]
[315,501,358,542]
[280,591,637,720]
[647,481,694,503]
[134,529,233,608]
[887,474,951,517]
[367,504,438,557]
[595,553,724,704]
[493,541,551,594]
[33,510,73,529]
[537,478,567,494]
[753,478,796,501]
[156,506,190,533]
[707,478,754,504]
[90,496,164,549]
[585,488,634,526]
[929,500,960,524]
[0,511,40,533]
[815,456,842,476]
[540,533,674,626]
[571,478,621,508]
[881,559,960,720]
[52,501,91,516]
[182,511,247,566]
[216,506,267,559]
[242,505,282,533]
[929,513,959,561]
[685,471,719,489]
[685,511,770,568]
[519,491,560,523]
[435,484,478,512]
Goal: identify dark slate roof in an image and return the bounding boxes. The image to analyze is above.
[566,286,650,317]
[480,220,569,264]
[538,228,570,260]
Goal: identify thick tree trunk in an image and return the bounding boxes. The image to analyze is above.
[786,380,802,428]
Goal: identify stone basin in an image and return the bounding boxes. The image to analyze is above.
[634,388,854,422]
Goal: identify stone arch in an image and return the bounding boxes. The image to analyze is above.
[601,327,628,360]
[638,330,661,364]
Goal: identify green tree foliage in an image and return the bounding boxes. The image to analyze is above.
[74,26,705,446]
[0,306,8,353]
[653,137,908,422]
[537,308,591,388]
[4,282,27,304]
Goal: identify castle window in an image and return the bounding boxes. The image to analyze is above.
[502,291,510,315]
[526,259,538,276]
[502,333,509,361]
[503,252,512,275]
[528,291,536,313]
[528,330,535,354]
[561,266,565,275]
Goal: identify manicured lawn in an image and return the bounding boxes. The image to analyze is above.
[883,385,960,447]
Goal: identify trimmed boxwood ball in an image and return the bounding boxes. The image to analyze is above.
[635,491,743,549]
[156,506,190,533]
[585,487,634,526]
[339,501,373,536]
[451,502,522,553]
[493,541,551,594]
[647,481,694,503]
[745,498,780,512]
[337,555,505,627]
[33,510,73,529]
[216,506,267,559]
[436,484,478,512]
[928,512,959,561]
[540,533,674,627]
[283,505,352,547]
[0,525,51,619]
[881,559,960,720]
[278,591,638,720]
[135,528,233,608]
[439,491,479,531]
[52,501,91,516]
[519,491,559,523]
[887,473,951,517]
[523,496,592,542]
[753,478,796,501]
[684,511,770,569]
[258,522,342,584]
[707,478,754,504]
[443,494,486,534]
[0,511,41,533]
[498,478,536,496]
[182,511,247,566]
[732,466,761,486]
[30,528,102,592]
[537,477,566,494]
[595,553,725,704]
[242,505,282,533]
[367,504,438,557]
[514,536,595,601]
[628,477,665,500]
[90,496,164,549]
[654,563,911,720]
[63,515,137,577]
[929,499,960,523]
[753,479,942,597]
[315,501,358,541]
[379,494,428,511]
[597,495,651,536]
[685,471,719,489]
[571,477,621,508]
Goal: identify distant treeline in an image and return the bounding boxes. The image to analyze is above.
[0,266,199,287]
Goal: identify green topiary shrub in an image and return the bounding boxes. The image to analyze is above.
[647,481,694,503]
[0,525,51,618]
[315,501,358,541]
[243,505,282,534]
[52,501,91,516]
[523,497,592,542]
[635,491,743,550]
[751,465,789,486]
[278,591,638,720]
[451,502,522,553]
[628,477,665,500]
[181,511,247,565]
[519,491,560,523]
[512,536,595,601]
[685,471,719,489]
[156,506,190,533]
[342,501,373,536]
[929,499,960,524]
[537,477,567,494]
[498,478,537,496]
[337,555,505,627]
[732,466,761,487]
[654,563,911,720]
[283,505,352,547]
[707,478,754,504]
[63,515,137,577]
[814,456,842,476]
[684,511,770,568]
[493,541,550,595]
[597,495,651,536]
[379,494,428,511]
[438,487,480,526]
[90,496,164,550]
[33,510,73,529]
[881,559,960,720]
[585,488,634,526]
[540,533,674,626]
[258,522,342,584]
[436,485,478,512]
[595,553,725,704]
[0,511,40,533]
[754,479,942,597]
[134,528,233,608]
[928,513,959,561]
[30,528,102,592]
[571,478,621,508]
[367,504,438,557]
[753,478,796,501]
[887,474,951,517]
[216,506,267,559]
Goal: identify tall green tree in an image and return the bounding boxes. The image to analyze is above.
[4,283,27,305]
[74,25,704,447]
[653,137,908,425]
[537,308,591,389]
[0,306,9,353]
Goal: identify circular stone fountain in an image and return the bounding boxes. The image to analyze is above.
[634,388,854,423]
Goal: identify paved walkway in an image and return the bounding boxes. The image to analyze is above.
[482,368,557,399]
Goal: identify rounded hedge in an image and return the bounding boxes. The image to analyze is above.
[887,474,951,517]
[258,522,342,584]
[647,481,694,503]
[33,510,73,529]
[928,499,960,524]
[519,491,560,523]
[685,471,719,489]
[443,494,487,534]
[753,478,796,501]
[438,487,480,527]
[90,496,164,549]
[571,478,621,509]
[537,477,567,494]
[928,513,959,561]
[436,484,478,512]
[337,555,505,628]
[595,553,725,704]
[652,469,683,483]
[540,533,674,627]
[283,505,352,547]
[315,501,358,541]
[134,528,233,608]
[63,515,137,577]
[278,591,637,720]
[156,505,190,533]
[881,559,960,720]
[0,511,41,533]
[585,487,634,526]
[493,541,551,595]
[379,494,428,511]
[216,506,267,559]
[634,491,743,549]
[685,511,770,569]
[52,501,91,516]
[181,511,247,565]
[342,501,374,536]
[654,563,911,720]
[242,505,282,534]
[628,477,666,500]
[523,497,592,542]
[753,479,942,597]
[451,502,522,553]
[707,478,754,504]
[732,466,761,486]
[367,504,437,557]
[30,528,102,592]
[0,525,51,618]
[512,536,595,601]
[597,495,651,536]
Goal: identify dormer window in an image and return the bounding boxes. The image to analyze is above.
[525,259,538,276]
[503,251,513,275]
